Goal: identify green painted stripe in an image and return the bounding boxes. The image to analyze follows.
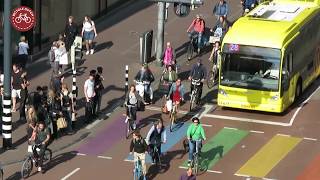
[237,135,302,178]
[182,128,249,169]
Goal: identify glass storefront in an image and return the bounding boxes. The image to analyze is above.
[0,0,124,65]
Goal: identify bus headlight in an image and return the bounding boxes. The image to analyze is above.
[270,95,279,101]
[219,89,228,97]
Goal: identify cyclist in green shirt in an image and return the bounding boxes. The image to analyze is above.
[187,117,206,166]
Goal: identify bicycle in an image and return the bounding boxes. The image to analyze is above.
[189,79,201,111]
[187,34,199,61]
[15,13,32,23]
[149,142,162,168]
[21,144,52,178]
[169,100,179,132]
[207,63,219,89]
[189,140,208,176]
[125,105,137,139]
[133,156,145,180]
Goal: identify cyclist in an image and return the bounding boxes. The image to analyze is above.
[129,130,148,179]
[211,16,230,40]
[209,41,222,71]
[161,42,176,70]
[167,78,185,112]
[146,120,167,164]
[213,0,229,19]
[33,121,50,173]
[188,59,207,105]
[187,14,205,54]
[134,64,155,104]
[187,117,206,167]
[125,85,146,129]
[241,0,258,14]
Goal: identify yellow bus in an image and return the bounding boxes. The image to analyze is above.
[218,0,320,113]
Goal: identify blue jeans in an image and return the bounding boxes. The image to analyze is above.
[188,30,202,49]
[188,140,202,161]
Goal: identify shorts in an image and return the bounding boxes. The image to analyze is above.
[12,88,21,98]
[83,31,94,41]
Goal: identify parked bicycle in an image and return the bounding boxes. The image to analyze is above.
[189,79,201,111]
[21,144,52,178]
[133,157,145,180]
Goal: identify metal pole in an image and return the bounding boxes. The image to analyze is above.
[125,65,129,95]
[3,0,12,149]
[156,2,165,66]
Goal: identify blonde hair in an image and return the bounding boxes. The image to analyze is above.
[20,36,26,42]
[48,89,55,99]
[27,106,37,124]
[61,83,68,90]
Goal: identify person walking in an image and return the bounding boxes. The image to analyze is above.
[11,64,25,112]
[60,83,74,134]
[64,16,78,52]
[81,15,97,55]
[17,36,29,68]
[94,66,104,114]
[129,130,148,179]
[57,41,68,75]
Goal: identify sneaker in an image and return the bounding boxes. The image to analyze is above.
[187,160,192,167]
[90,49,94,54]
[86,51,90,55]
[37,167,42,172]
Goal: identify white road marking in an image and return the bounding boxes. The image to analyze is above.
[76,153,86,156]
[178,166,188,169]
[201,124,213,127]
[205,85,320,126]
[124,159,134,162]
[303,137,318,141]
[263,178,278,180]
[234,173,250,177]
[207,170,223,174]
[61,168,80,180]
[224,127,238,130]
[277,134,291,137]
[145,106,189,115]
[250,130,265,134]
[97,156,112,160]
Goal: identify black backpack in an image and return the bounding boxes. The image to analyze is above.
[61,92,72,107]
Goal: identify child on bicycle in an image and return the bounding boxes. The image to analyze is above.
[146,120,167,164]
[129,130,148,179]
[187,117,206,167]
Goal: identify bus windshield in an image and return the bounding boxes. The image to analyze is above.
[221,44,281,91]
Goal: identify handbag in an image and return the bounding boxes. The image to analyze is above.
[57,117,67,130]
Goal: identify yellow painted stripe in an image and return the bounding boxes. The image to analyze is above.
[236,135,302,178]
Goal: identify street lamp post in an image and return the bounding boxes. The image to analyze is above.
[2,0,12,149]
[156,2,165,67]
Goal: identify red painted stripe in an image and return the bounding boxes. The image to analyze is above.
[297,155,320,180]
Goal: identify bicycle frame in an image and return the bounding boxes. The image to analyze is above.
[134,157,143,180]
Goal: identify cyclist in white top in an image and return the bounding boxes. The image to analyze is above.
[81,15,97,55]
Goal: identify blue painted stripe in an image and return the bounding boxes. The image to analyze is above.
[126,122,189,163]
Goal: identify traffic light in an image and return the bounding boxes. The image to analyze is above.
[173,3,190,17]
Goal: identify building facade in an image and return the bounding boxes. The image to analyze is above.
[0,0,126,65]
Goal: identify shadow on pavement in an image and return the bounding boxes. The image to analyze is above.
[147,149,186,180]
[93,41,113,54]
[6,151,77,180]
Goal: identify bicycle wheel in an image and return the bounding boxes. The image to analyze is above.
[21,157,33,179]
[187,41,194,60]
[161,95,167,114]
[207,70,215,89]
[125,120,131,139]
[43,148,52,164]
[193,155,199,176]
[169,111,176,132]
[189,92,195,111]
[155,147,162,168]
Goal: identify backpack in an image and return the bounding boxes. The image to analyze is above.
[61,92,72,107]
[48,49,55,63]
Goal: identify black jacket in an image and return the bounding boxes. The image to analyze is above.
[189,64,207,80]
[130,137,147,153]
[65,23,78,40]
[135,69,155,83]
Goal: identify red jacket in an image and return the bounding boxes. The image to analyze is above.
[188,19,205,33]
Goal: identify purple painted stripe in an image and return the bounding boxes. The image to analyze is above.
[77,115,126,155]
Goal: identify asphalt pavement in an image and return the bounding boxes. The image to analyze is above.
[1,0,320,180]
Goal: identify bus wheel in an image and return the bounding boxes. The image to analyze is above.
[295,80,302,102]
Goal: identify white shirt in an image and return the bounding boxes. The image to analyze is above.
[146,125,167,145]
[84,79,95,98]
[18,42,29,55]
[83,21,95,32]
[53,47,60,62]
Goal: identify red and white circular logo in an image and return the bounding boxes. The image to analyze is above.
[10,6,36,32]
